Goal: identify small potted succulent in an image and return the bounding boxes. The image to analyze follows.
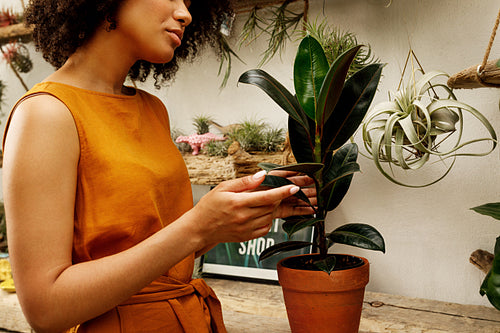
[238,35,385,333]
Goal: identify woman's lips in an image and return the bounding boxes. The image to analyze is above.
[167,30,183,47]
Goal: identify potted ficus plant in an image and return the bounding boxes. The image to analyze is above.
[238,35,385,333]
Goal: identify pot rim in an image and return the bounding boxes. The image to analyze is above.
[278,253,366,272]
[276,253,370,292]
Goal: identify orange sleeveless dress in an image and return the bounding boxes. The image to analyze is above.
[4,82,226,333]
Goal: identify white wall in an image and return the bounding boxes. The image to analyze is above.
[1,0,499,307]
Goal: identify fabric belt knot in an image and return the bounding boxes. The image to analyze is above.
[191,278,211,299]
[119,276,227,333]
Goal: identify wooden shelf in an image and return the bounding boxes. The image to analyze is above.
[0,23,33,45]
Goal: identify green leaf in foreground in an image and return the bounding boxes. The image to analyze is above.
[480,237,500,310]
[471,203,500,221]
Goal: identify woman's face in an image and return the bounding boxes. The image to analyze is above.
[113,0,192,64]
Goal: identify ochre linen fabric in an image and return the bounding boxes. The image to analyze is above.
[4,82,226,332]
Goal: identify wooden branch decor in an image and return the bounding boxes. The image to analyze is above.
[448,8,500,89]
[447,60,500,89]
[470,249,494,275]
[0,23,33,44]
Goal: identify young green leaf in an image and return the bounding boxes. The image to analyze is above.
[294,35,330,120]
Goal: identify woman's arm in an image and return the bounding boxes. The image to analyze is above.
[3,95,301,333]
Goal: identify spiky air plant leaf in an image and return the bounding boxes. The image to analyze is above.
[0,8,20,27]
[299,19,379,77]
[217,34,245,88]
[258,0,303,67]
[2,41,33,73]
[238,6,267,48]
[192,114,214,134]
[362,69,497,187]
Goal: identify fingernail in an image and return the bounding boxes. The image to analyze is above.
[290,186,300,195]
[252,170,267,180]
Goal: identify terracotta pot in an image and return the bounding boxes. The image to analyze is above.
[277,253,369,333]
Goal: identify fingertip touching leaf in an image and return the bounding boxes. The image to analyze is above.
[260,175,312,207]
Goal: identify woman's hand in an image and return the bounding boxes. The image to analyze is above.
[266,170,317,219]
[187,171,301,247]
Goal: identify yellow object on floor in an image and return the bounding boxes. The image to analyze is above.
[0,258,12,281]
[0,277,15,293]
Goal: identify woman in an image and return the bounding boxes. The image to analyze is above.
[2,0,316,332]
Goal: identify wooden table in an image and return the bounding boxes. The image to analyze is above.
[2,278,500,332]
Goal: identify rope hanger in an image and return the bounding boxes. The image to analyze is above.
[447,8,500,89]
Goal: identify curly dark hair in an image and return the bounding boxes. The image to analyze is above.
[24,0,233,87]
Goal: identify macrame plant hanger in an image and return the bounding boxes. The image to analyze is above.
[447,8,500,89]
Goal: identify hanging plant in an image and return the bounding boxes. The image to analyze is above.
[0,8,21,27]
[298,18,378,76]
[237,0,304,66]
[2,40,33,73]
[362,51,497,187]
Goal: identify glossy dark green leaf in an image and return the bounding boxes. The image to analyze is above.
[316,45,361,129]
[283,216,323,238]
[313,256,337,274]
[321,163,359,212]
[258,162,324,178]
[321,143,359,211]
[321,63,384,161]
[480,237,500,310]
[328,223,385,253]
[294,35,330,120]
[471,202,500,221]
[288,114,316,163]
[259,240,313,261]
[261,175,312,207]
[238,69,309,129]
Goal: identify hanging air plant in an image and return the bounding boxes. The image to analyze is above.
[0,8,20,27]
[299,19,379,77]
[362,51,497,187]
